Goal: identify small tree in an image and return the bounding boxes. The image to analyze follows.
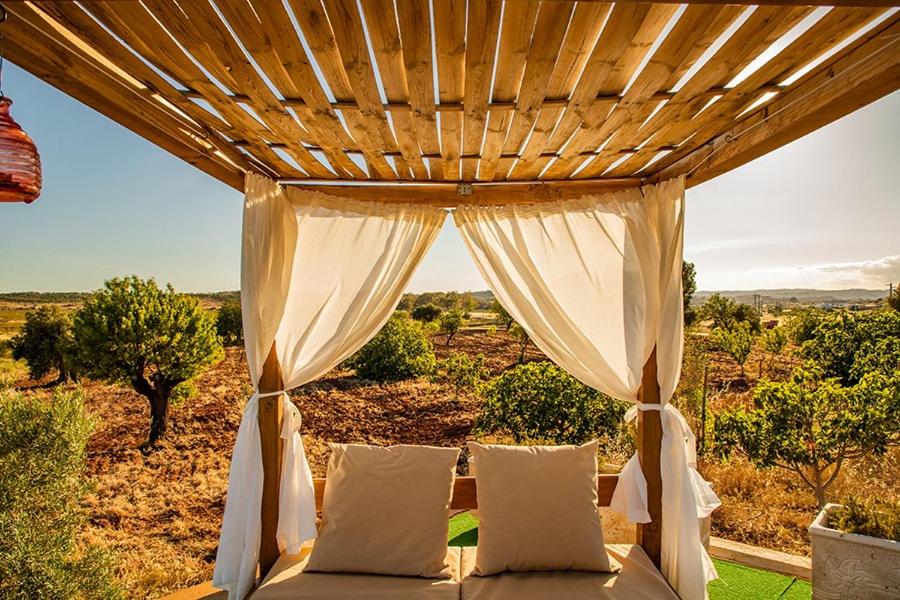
[490,300,515,330]
[411,303,442,323]
[0,389,122,599]
[10,306,77,383]
[714,364,900,508]
[348,312,436,381]
[702,293,736,330]
[476,361,625,445]
[439,309,465,346]
[801,310,900,385]
[711,320,755,377]
[762,326,788,370]
[509,322,531,364]
[216,300,244,346]
[433,352,488,399]
[72,277,223,447]
[682,261,698,326]
[784,306,825,346]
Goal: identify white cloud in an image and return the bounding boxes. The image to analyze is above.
[699,255,900,290]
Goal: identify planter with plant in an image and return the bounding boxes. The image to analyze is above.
[808,497,899,599]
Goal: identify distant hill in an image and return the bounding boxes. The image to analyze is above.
[694,289,886,305]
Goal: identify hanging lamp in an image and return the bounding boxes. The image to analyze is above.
[0,5,41,203]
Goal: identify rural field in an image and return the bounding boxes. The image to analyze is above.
[1,290,898,599]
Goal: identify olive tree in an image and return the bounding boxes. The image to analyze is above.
[490,300,515,330]
[714,364,900,508]
[439,309,465,346]
[10,306,77,383]
[72,277,223,447]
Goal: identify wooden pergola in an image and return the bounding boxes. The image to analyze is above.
[7,0,899,592]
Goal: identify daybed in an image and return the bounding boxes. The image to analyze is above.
[253,544,678,600]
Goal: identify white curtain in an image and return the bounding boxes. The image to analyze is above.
[213,174,446,599]
[454,176,720,600]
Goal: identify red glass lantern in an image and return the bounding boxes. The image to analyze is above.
[0,96,41,203]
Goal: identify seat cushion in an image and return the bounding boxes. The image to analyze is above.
[467,441,612,574]
[459,545,679,600]
[253,546,462,600]
[306,443,460,578]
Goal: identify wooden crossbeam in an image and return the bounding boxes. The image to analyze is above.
[283,177,644,206]
[313,475,621,510]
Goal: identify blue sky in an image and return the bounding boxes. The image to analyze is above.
[0,62,898,294]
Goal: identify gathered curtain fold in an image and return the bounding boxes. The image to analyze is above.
[213,174,446,600]
[454,176,720,600]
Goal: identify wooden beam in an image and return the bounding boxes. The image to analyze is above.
[557,0,900,6]
[636,346,663,568]
[652,17,900,187]
[313,475,620,511]
[283,177,645,206]
[257,343,284,579]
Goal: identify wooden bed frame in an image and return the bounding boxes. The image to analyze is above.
[312,475,621,511]
[260,347,663,577]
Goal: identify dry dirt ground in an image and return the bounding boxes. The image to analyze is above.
[7,328,898,598]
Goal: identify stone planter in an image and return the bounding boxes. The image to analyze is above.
[809,503,900,599]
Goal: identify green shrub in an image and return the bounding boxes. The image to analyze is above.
[0,389,122,599]
[411,303,442,323]
[348,313,436,381]
[73,276,223,447]
[801,310,900,384]
[509,322,530,364]
[476,361,625,445]
[711,320,756,377]
[10,306,77,383]
[490,300,514,330]
[216,300,244,346]
[830,497,900,541]
[433,352,488,399]
[784,306,825,345]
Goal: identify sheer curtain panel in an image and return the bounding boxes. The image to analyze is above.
[454,176,720,599]
[213,174,446,599]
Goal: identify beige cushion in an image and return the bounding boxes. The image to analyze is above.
[306,443,460,578]
[254,546,462,600]
[459,545,679,599]
[467,441,612,574]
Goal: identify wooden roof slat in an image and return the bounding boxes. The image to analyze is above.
[221,0,368,179]
[508,2,613,180]
[356,0,428,180]
[462,0,503,180]
[211,1,360,178]
[395,0,444,180]
[287,0,398,179]
[651,16,900,185]
[432,0,466,180]
[26,2,251,173]
[80,0,298,178]
[1,6,245,189]
[499,0,579,171]
[594,4,815,177]
[319,0,425,179]
[477,1,541,182]
[141,0,331,178]
[642,7,894,178]
[573,4,746,178]
[542,3,680,180]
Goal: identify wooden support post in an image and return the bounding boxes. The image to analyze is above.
[257,343,284,579]
[637,346,663,567]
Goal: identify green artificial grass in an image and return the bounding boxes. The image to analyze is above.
[446,513,811,599]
